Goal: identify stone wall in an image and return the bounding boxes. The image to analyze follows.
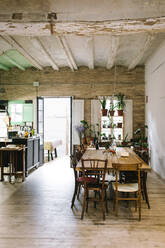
[0,66,145,132]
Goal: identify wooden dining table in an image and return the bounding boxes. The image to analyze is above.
[77,147,151,171]
[77,147,151,208]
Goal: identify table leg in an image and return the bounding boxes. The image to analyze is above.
[0,151,3,181]
[22,149,25,182]
[142,171,150,209]
[48,150,50,161]
[0,167,4,181]
[51,152,53,160]
[54,148,57,158]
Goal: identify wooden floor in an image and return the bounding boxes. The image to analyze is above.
[0,156,165,248]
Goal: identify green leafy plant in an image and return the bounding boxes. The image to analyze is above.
[134,125,148,148]
[99,96,107,109]
[116,93,126,110]
[123,133,128,143]
[109,102,116,111]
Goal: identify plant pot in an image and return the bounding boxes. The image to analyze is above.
[117,110,123,116]
[109,110,115,116]
[81,137,87,145]
[101,109,108,116]
[122,141,129,147]
[117,123,122,128]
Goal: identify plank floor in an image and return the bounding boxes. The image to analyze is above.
[0,156,165,248]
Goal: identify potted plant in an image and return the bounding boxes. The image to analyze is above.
[122,133,129,146]
[101,133,106,140]
[117,122,122,128]
[102,120,107,128]
[110,122,116,129]
[116,93,126,116]
[109,102,115,116]
[133,125,148,150]
[99,96,108,116]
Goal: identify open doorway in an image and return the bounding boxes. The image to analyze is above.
[44,97,71,161]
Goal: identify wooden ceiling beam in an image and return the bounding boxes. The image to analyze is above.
[56,36,77,71]
[106,36,119,69]
[128,35,154,70]
[35,38,59,70]
[87,36,94,70]
[1,35,43,70]
[0,17,165,35]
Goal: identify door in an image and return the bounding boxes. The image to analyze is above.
[70,97,72,156]
[72,99,84,152]
[37,97,44,164]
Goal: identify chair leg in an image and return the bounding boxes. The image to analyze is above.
[115,191,118,216]
[135,192,137,211]
[71,182,78,208]
[86,190,89,212]
[101,190,105,220]
[77,184,81,200]
[94,190,97,208]
[81,189,87,220]
[139,194,141,221]
[105,189,108,213]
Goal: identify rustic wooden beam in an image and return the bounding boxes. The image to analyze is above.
[87,36,94,69]
[0,17,165,35]
[0,35,43,70]
[128,35,154,70]
[56,36,77,71]
[35,38,59,70]
[106,36,119,69]
[0,63,9,71]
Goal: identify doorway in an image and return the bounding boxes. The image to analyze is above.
[44,97,71,160]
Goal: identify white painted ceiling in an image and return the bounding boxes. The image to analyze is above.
[0,0,165,71]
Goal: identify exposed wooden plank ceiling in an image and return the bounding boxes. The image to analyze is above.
[0,0,165,71]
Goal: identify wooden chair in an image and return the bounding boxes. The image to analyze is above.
[81,159,108,220]
[70,154,97,208]
[112,162,142,221]
[133,149,150,209]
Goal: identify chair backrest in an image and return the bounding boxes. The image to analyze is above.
[112,162,142,190]
[81,159,108,189]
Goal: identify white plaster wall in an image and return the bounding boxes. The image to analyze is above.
[145,40,165,179]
